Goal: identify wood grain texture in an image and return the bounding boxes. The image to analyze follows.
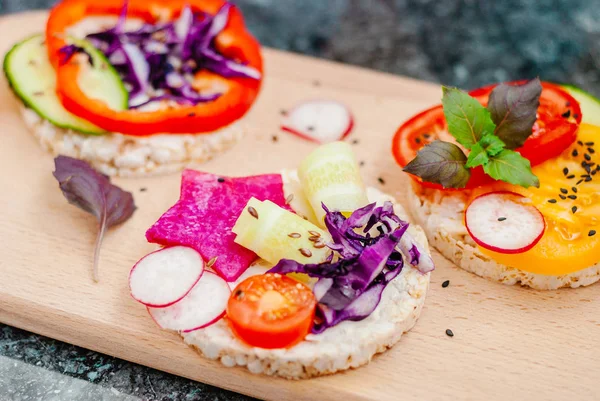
[0,11,598,401]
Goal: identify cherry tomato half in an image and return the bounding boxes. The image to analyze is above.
[227,273,316,349]
[392,81,582,190]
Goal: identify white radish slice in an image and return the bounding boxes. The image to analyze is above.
[148,271,231,332]
[129,246,205,308]
[281,100,353,143]
[465,191,545,254]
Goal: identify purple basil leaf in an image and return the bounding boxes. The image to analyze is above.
[487,78,542,149]
[403,140,471,189]
[53,156,136,282]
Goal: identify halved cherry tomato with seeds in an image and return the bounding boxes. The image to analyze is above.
[392,81,582,190]
[227,273,316,349]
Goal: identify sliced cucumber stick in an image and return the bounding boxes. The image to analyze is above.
[3,34,127,135]
[67,36,129,112]
[560,84,600,127]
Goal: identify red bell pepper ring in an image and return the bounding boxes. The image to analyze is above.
[46,0,263,136]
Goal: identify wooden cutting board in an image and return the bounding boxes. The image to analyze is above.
[0,11,598,401]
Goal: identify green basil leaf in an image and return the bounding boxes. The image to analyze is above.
[465,143,489,168]
[479,133,505,157]
[483,149,540,188]
[442,87,496,149]
[487,78,542,149]
[403,140,471,188]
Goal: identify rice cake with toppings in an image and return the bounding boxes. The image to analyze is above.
[181,186,431,379]
[406,185,600,290]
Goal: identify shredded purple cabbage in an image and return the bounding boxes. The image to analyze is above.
[268,201,435,334]
[59,1,260,109]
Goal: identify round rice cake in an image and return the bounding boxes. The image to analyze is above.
[20,106,244,178]
[182,186,431,379]
[406,184,600,290]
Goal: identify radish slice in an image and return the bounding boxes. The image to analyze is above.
[148,271,231,332]
[129,246,204,308]
[465,192,545,254]
[281,100,353,143]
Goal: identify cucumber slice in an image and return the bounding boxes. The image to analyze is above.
[298,141,369,224]
[232,198,332,266]
[560,84,600,127]
[3,34,128,135]
[67,36,129,112]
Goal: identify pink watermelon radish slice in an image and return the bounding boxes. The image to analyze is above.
[146,170,290,281]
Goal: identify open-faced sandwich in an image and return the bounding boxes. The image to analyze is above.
[128,142,434,378]
[392,79,600,290]
[3,0,262,176]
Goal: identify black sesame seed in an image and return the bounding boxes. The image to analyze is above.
[581,174,591,178]
[415,138,421,144]
[560,188,568,194]
[568,195,577,200]
[578,140,584,146]
[597,165,600,171]
[586,176,593,182]
[359,161,365,167]
[585,142,595,146]
[572,206,578,214]
[572,149,579,157]
[139,187,147,192]
[584,164,592,173]
[548,199,557,203]
[559,195,567,200]
[562,110,571,118]
[567,174,575,179]
[589,148,595,154]
[572,187,578,193]
[442,280,450,288]
[576,179,584,185]
[585,153,592,161]
[217,177,225,183]
[574,113,580,120]
[423,133,431,139]
[307,126,315,131]
[593,170,598,176]
[566,101,571,107]
[280,109,287,116]
[445,329,454,337]
[589,230,597,237]
[563,167,569,175]
[378,177,386,185]
[498,217,507,221]
[352,139,360,145]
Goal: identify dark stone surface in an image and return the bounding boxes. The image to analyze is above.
[0,0,598,399]
[1,0,599,94]
[0,325,256,400]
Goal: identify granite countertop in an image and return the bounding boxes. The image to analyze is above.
[1,0,599,400]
